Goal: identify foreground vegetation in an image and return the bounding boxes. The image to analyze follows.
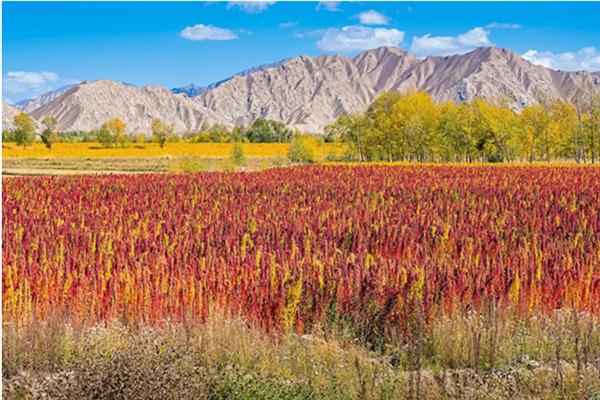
[4,313,600,400]
[3,165,600,398]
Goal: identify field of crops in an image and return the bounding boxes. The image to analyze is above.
[1,142,344,159]
[4,165,600,332]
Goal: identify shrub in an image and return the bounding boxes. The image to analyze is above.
[230,143,246,166]
[288,134,322,163]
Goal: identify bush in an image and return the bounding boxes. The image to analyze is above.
[230,143,246,166]
[288,135,323,163]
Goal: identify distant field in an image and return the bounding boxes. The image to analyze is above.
[2,142,344,159]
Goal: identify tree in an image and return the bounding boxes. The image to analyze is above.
[588,95,600,164]
[103,117,127,148]
[230,142,246,166]
[364,92,405,161]
[390,91,439,162]
[521,104,551,162]
[151,119,173,148]
[41,116,58,149]
[288,134,321,163]
[438,102,477,162]
[549,102,578,161]
[96,125,115,148]
[325,113,366,161]
[13,112,36,148]
[472,99,520,162]
[245,119,293,143]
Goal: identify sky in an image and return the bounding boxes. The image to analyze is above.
[3,1,600,103]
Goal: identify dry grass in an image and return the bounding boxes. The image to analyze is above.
[3,310,600,400]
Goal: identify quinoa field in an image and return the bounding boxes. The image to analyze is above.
[3,165,600,399]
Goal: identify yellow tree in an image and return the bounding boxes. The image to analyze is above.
[520,104,551,162]
[549,102,578,161]
[437,101,477,162]
[472,99,520,162]
[151,118,174,148]
[325,113,366,161]
[13,112,36,148]
[390,91,439,162]
[41,116,58,149]
[365,92,404,161]
[104,117,127,148]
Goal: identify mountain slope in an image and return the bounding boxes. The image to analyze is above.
[193,46,600,132]
[26,47,600,134]
[172,58,290,97]
[30,80,219,133]
[15,84,78,113]
[3,102,22,131]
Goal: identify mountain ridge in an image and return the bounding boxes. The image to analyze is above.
[4,46,600,134]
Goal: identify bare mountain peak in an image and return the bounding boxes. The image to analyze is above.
[15,46,600,134]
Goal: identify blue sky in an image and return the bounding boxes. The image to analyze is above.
[3,1,600,103]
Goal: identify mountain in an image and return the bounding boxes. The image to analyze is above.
[20,47,600,134]
[3,102,21,131]
[14,84,78,113]
[172,58,290,97]
[30,80,220,133]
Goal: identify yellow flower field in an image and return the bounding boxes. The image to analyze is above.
[2,142,344,159]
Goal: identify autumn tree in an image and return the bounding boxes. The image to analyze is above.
[549,102,578,161]
[13,112,36,148]
[151,118,174,148]
[97,117,126,148]
[41,116,58,149]
[588,96,600,163]
[521,104,552,162]
[325,113,366,161]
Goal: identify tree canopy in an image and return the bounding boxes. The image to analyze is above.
[326,91,600,163]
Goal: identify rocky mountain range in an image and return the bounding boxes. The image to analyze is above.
[3,46,600,134]
[3,102,21,131]
[14,84,78,113]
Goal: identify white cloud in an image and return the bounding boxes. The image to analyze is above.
[180,24,238,41]
[522,47,600,72]
[357,10,389,25]
[4,71,59,94]
[3,71,79,102]
[316,2,340,12]
[279,21,298,29]
[409,27,492,57]
[485,22,521,29]
[227,1,275,13]
[317,25,405,52]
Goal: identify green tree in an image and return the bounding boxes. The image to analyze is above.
[437,102,477,162]
[96,125,115,148]
[230,142,246,166]
[288,134,320,163]
[41,116,59,149]
[325,113,366,161]
[364,92,404,161]
[151,119,174,148]
[245,119,293,143]
[98,117,126,148]
[13,112,36,148]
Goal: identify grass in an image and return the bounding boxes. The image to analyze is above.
[2,156,293,175]
[3,311,600,400]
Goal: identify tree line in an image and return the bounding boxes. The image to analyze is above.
[4,114,296,149]
[325,91,600,163]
